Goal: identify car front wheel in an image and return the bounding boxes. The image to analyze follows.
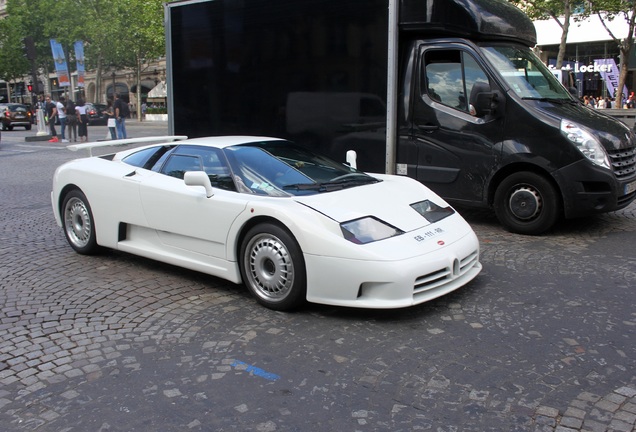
[493,171,561,235]
[240,223,306,311]
[62,189,99,254]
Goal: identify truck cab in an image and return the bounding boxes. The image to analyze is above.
[165,0,636,235]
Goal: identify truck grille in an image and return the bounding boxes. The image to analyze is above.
[608,146,636,179]
[413,250,479,294]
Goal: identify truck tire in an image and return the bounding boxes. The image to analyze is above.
[494,171,561,235]
[240,223,307,311]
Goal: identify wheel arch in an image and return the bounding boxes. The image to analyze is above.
[234,216,299,265]
[56,184,83,216]
[487,162,563,208]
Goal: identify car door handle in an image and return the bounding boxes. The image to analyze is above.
[416,124,439,132]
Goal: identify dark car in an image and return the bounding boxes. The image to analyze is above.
[1,103,32,131]
[86,103,108,126]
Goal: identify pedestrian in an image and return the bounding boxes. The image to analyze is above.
[65,98,78,142]
[141,102,147,121]
[76,99,89,142]
[45,95,59,142]
[106,99,117,140]
[113,93,129,139]
[597,97,606,109]
[57,96,68,142]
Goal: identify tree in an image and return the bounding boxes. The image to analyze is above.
[0,16,32,85]
[584,0,636,105]
[1,0,166,105]
[509,0,573,69]
[116,0,166,118]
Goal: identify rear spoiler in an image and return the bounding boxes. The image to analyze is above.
[67,135,188,156]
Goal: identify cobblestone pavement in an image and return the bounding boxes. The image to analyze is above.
[0,126,635,431]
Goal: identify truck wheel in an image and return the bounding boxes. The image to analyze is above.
[62,189,99,254]
[240,223,306,311]
[494,172,561,235]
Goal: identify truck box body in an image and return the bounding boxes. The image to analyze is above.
[166,0,636,234]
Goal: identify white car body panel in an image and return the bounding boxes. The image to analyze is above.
[52,136,481,309]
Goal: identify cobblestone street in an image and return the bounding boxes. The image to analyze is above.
[0,124,635,431]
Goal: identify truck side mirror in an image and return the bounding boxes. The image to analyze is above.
[469,82,504,118]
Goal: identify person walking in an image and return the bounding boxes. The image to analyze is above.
[45,95,59,142]
[57,96,68,142]
[113,93,129,139]
[65,98,78,142]
[106,99,117,140]
[76,99,89,142]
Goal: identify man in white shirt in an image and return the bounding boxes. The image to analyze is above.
[57,96,68,143]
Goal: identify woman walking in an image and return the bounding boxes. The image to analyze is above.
[76,99,89,142]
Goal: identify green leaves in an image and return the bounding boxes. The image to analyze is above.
[0,0,165,85]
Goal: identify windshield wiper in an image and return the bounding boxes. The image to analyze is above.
[283,176,379,192]
[522,97,574,105]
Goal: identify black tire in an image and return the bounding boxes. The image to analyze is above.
[239,223,306,311]
[25,124,31,131]
[61,189,100,254]
[7,125,13,131]
[493,171,561,235]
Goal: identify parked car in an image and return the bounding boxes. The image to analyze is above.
[0,103,32,130]
[51,136,481,311]
[86,103,108,126]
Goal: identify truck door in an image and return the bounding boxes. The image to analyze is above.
[410,44,505,204]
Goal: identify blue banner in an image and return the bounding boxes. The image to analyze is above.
[49,39,70,87]
[74,41,85,87]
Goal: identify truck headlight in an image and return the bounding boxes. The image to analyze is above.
[560,119,610,169]
[341,217,403,244]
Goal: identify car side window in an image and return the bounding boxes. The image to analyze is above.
[122,146,175,169]
[162,154,203,179]
[424,49,489,115]
[160,145,237,191]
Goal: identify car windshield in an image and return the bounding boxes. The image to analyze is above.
[481,45,574,101]
[224,141,379,196]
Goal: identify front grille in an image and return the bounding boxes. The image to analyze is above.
[413,250,479,294]
[608,146,636,179]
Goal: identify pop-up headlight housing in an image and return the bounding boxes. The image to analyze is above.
[341,217,403,244]
[411,200,455,223]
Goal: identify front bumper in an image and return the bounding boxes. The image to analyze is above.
[554,159,636,219]
[304,230,481,308]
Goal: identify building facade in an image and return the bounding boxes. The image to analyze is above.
[534,13,635,103]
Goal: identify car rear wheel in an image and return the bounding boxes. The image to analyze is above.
[62,189,99,254]
[240,223,306,311]
[494,171,561,235]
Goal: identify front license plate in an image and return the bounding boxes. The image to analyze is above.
[626,180,636,195]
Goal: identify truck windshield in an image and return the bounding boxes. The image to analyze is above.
[481,45,573,101]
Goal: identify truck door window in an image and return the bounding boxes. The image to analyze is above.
[424,50,489,115]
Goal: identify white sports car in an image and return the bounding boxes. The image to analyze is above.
[51,136,481,311]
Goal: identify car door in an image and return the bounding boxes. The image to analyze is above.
[138,145,247,259]
[410,44,505,204]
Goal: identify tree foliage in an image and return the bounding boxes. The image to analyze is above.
[508,0,574,68]
[0,0,166,103]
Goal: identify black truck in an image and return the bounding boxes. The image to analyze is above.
[165,0,636,235]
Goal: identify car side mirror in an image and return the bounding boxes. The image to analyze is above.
[184,171,214,197]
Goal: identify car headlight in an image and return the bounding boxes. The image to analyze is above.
[341,217,404,244]
[560,119,610,169]
[411,200,455,223]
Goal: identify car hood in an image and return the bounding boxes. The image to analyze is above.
[293,173,449,232]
